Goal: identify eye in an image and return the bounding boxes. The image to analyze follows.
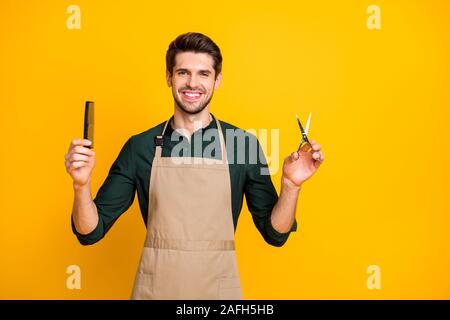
[200,72,210,77]
[177,71,187,76]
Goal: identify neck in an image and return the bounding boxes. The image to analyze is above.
[172,105,213,136]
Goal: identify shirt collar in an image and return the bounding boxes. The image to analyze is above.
[163,113,218,137]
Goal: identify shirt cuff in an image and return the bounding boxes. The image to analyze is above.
[264,215,297,246]
[71,214,104,245]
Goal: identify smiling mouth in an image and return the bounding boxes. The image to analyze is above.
[180,90,203,101]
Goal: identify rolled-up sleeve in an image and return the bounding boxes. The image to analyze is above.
[244,135,297,247]
[71,137,136,245]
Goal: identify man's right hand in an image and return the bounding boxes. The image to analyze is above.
[65,139,95,188]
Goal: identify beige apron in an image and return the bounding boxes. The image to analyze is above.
[131,117,242,300]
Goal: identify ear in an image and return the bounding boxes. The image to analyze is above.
[166,70,172,87]
[214,72,222,90]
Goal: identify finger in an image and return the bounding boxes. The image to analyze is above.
[68,140,93,154]
[65,160,80,172]
[300,143,313,153]
[313,152,325,163]
[71,139,92,147]
[65,153,78,161]
[311,143,321,152]
[69,161,88,171]
[314,153,324,168]
[288,152,296,162]
[68,154,90,163]
[73,146,95,156]
[312,152,321,161]
[291,151,299,161]
[318,152,325,163]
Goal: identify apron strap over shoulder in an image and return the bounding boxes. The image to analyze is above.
[154,117,173,158]
[215,119,228,164]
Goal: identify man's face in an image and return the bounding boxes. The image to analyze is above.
[167,51,222,115]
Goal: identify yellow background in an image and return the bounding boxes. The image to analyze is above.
[1,0,449,299]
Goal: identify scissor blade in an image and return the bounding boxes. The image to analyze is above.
[295,114,310,143]
[295,114,304,133]
[305,112,311,135]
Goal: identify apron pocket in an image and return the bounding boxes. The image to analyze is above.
[218,277,242,300]
[132,272,153,300]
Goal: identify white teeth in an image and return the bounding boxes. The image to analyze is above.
[184,92,201,97]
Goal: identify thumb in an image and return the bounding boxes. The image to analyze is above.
[288,151,299,162]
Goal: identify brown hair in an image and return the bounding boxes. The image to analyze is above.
[166,32,222,78]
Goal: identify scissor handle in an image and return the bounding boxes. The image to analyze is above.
[299,141,313,153]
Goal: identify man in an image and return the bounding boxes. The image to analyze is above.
[64,32,324,299]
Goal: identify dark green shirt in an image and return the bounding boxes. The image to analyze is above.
[72,114,297,247]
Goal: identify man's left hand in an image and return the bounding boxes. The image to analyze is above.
[282,140,324,188]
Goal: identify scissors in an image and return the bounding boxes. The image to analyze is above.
[296,112,312,152]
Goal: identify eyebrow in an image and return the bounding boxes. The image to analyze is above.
[175,68,212,74]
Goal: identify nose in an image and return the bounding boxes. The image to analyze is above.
[186,74,199,88]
